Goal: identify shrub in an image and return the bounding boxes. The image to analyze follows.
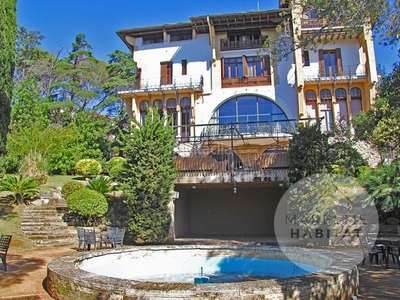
[75,159,102,178]
[66,188,108,222]
[106,157,126,171]
[0,174,39,204]
[109,164,126,181]
[61,180,85,199]
[86,176,113,195]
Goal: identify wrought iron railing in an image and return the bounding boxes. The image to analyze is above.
[303,64,367,81]
[116,74,203,93]
[220,38,265,51]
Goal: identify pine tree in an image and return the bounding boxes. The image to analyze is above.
[121,108,177,244]
[0,0,17,155]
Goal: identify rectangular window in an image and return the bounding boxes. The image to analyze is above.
[143,35,163,45]
[223,57,243,78]
[303,51,310,66]
[160,62,172,85]
[181,59,187,75]
[170,33,192,42]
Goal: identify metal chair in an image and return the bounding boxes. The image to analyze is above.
[360,235,386,268]
[102,227,118,248]
[76,227,86,250]
[83,229,99,251]
[114,228,126,248]
[0,234,12,271]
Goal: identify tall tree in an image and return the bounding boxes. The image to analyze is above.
[52,33,107,112]
[265,0,399,61]
[0,0,17,156]
[287,122,332,184]
[353,63,400,152]
[121,108,177,244]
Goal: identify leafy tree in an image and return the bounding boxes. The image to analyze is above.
[0,0,17,155]
[360,159,400,217]
[121,108,177,244]
[264,0,399,61]
[287,122,332,184]
[0,174,39,205]
[52,33,107,112]
[99,50,137,116]
[353,63,400,153]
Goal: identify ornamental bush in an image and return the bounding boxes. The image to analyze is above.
[75,159,102,178]
[106,157,126,171]
[61,180,85,199]
[66,188,108,222]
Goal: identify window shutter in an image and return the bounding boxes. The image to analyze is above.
[242,55,248,77]
[318,49,325,77]
[263,55,271,76]
[221,57,225,78]
[335,48,343,75]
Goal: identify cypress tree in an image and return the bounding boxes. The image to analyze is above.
[0,0,17,155]
[121,108,177,244]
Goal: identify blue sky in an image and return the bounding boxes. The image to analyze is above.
[17,0,398,71]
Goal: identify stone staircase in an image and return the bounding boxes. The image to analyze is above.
[20,200,78,247]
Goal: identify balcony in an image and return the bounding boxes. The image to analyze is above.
[222,75,271,88]
[117,74,203,94]
[303,64,367,82]
[301,18,345,29]
[220,39,265,51]
[172,119,297,184]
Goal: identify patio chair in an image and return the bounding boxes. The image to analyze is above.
[359,235,386,268]
[114,228,126,248]
[83,229,100,251]
[386,244,400,269]
[76,227,86,250]
[0,234,12,271]
[102,227,118,248]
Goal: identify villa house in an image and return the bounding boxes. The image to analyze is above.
[115,1,378,240]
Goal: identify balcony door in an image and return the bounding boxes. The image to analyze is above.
[318,49,342,77]
[160,61,172,85]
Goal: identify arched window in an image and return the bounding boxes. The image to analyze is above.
[320,89,332,101]
[350,87,362,117]
[335,88,347,101]
[350,87,362,100]
[153,99,163,118]
[210,95,288,134]
[166,98,177,127]
[180,97,191,138]
[139,100,149,124]
[305,90,317,101]
[320,90,332,132]
[335,88,348,121]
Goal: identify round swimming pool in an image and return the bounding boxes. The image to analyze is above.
[47,245,360,299]
[77,248,320,283]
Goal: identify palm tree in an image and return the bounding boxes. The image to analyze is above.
[0,174,39,204]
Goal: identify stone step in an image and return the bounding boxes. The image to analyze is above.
[31,238,77,247]
[21,203,78,247]
[24,233,77,239]
[20,221,69,226]
[20,226,72,233]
